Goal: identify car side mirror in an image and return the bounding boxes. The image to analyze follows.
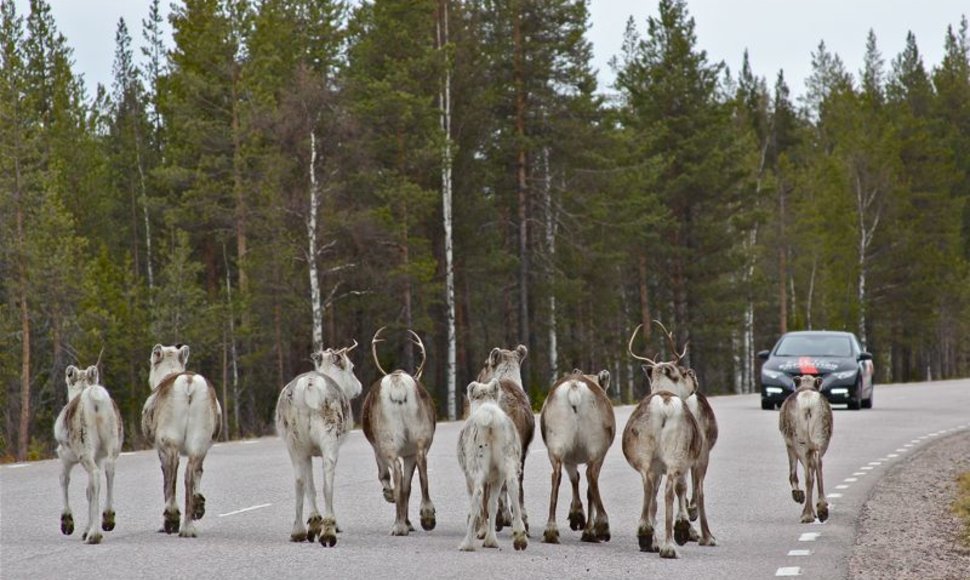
[757,350,770,361]
[857,352,873,361]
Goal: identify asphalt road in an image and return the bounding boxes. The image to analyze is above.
[2,378,969,580]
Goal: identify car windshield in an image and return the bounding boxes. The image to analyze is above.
[775,335,853,357]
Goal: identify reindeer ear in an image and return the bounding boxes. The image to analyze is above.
[151,344,163,364]
[66,365,79,383]
[466,381,478,399]
[331,352,345,369]
[814,376,823,389]
[515,344,528,361]
[597,370,611,392]
[86,365,99,385]
[177,344,190,367]
[489,348,501,366]
[311,351,323,366]
[488,378,501,397]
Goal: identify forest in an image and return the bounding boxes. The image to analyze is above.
[2,0,969,461]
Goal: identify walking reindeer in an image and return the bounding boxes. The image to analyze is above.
[361,327,437,535]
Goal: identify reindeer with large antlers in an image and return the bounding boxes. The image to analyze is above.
[361,327,437,536]
[629,322,719,547]
[621,323,707,558]
[275,342,363,547]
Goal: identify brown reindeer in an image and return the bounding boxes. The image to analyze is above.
[540,369,615,544]
[779,375,833,523]
[475,345,535,532]
[361,327,437,536]
[630,322,718,546]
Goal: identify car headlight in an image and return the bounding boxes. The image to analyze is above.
[762,370,782,380]
[832,370,857,380]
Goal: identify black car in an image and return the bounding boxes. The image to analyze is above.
[758,330,874,410]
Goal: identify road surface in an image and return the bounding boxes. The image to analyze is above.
[2,378,968,579]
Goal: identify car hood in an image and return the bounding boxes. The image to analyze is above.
[763,356,857,375]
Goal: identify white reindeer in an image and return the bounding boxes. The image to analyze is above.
[622,334,703,559]
[457,379,528,552]
[54,365,123,544]
[275,342,362,546]
[475,345,534,531]
[779,374,833,523]
[142,344,222,538]
[539,369,615,544]
[361,327,437,535]
[629,322,718,546]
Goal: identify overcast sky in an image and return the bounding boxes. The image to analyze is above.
[12,0,969,100]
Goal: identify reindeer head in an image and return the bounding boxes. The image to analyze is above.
[478,345,528,386]
[793,375,823,391]
[65,365,99,401]
[466,378,501,413]
[312,341,363,400]
[149,344,190,389]
[628,322,695,398]
[572,368,612,395]
[371,326,427,380]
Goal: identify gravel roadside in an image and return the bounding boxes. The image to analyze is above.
[848,430,970,579]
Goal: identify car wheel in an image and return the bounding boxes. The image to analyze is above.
[847,382,862,410]
[761,400,775,410]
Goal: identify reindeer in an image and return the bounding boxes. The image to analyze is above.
[629,322,718,546]
[476,345,534,531]
[54,364,123,544]
[142,344,222,538]
[539,369,615,544]
[623,328,703,559]
[779,375,833,523]
[275,342,362,546]
[457,379,528,552]
[361,327,437,536]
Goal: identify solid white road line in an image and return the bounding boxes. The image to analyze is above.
[218,503,272,518]
[5,464,28,469]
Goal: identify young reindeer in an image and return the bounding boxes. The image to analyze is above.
[630,322,719,546]
[622,328,703,559]
[458,379,528,552]
[275,342,363,547]
[54,364,123,544]
[476,345,535,531]
[361,327,437,536]
[540,369,615,544]
[779,375,833,523]
[142,344,222,538]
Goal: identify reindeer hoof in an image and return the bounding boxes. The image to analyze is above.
[178,528,197,538]
[102,510,116,531]
[383,487,395,503]
[290,531,308,542]
[659,545,678,559]
[568,510,586,531]
[688,524,700,543]
[306,515,323,542]
[483,535,499,549]
[391,522,410,536]
[792,489,805,504]
[700,535,718,547]
[192,494,206,520]
[458,542,476,552]
[61,513,74,535]
[163,510,181,534]
[319,517,337,547]
[637,525,656,552]
[688,504,698,522]
[594,522,611,542]
[817,503,829,523]
[580,530,600,543]
[800,512,816,524]
[674,519,691,546]
[542,528,559,544]
[420,508,436,531]
[84,531,103,545]
[319,533,337,547]
[513,531,528,551]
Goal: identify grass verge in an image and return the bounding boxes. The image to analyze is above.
[955,471,970,546]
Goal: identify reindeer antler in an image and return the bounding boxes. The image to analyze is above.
[343,339,359,354]
[627,324,660,366]
[653,320,688,363]
[407,330,427,380]
[371,327,389,376]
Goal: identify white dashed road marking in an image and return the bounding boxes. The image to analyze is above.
[218,503,272,517]
[844,478,858,483]
[835,484,849,490]
[787,549,812,556]
[5,464,27,469]
[776,567,801,576]
[799,532,820,542]
[828,493,843,498]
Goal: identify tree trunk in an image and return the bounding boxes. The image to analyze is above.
[638,253,652,342]
[15,160,30,461]
[541,148,557,385]
[231,69,248,307]
[438,0,457,420]
[778,183,788,335]
[307,129,324,352]
[513,5,530,352]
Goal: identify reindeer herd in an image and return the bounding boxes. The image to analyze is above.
[53,322,833,558]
